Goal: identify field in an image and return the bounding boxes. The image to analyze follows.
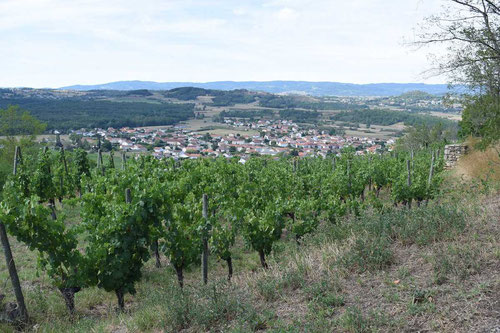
[0,155,499,332]
[429,111,462,121]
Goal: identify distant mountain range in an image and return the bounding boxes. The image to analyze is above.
[60,80,452,97]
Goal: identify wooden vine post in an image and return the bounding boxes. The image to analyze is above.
[41,147,57,220]
[97,149,104,176]
[368,155,372,192]
[428,152,435,187]
[407,159,412,209]
[58,147,69,203]
[115,188,132,311]
[109,151,115,169]
[121,152,127,170]
[0,146,29,322]
[201,194,209,285]
[425,151,436,205]
[347,159,352,196]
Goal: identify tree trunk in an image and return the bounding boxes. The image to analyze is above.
[59,175,64,203]
[0,146,28,323]
[115,288,125,311]
[59,287,81,314]
[121,152,127,170]
[49,199,57,220]
[153,240,161,268]
[258,249,268,269]
[201,194,209,285]
[0,223,28,323]
[225,257,233,281]
[174,264,184,288]
[202,237,208,285]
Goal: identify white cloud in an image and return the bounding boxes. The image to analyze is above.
[0,0,448,87]
[233,8,247,16]
[275,7,299,20]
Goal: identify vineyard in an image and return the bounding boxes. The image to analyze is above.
[0,146,446,323]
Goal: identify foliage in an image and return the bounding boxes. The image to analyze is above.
[416,0,500,147]
[0,146,448,312]
[460,94,500,148]
[331,109,457,129]
[214,109,274,122]
[0,106,46,193]
[259,95,368,110]
[0,105,47,137]
[278,109,321,122]
[397,123,456,150]
[0,100,194,131]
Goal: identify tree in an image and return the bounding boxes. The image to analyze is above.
[397,123,456,151]
[0,106,46,192]
[101,139,113,152]
[460,93,500,148]
[415,0,500,147]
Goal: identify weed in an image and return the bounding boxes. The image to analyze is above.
[305,277,343,308]
[339,235,394,272]
[351,205,467,247]
[339,306,370,333]
[279,268,305,291]
[431,243,481,285]
[397,266,411,280]
[255,275,281,302]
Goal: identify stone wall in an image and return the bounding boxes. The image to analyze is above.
[444,144,468,168]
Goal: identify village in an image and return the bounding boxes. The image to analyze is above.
[70,118,392,161]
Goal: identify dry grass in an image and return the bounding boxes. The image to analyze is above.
[454,138,500,181]
[227,190,500,332]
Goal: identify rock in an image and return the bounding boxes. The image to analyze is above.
[0,301,22,323]
[444,144,468,169]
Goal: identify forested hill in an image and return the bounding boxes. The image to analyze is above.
[60,80,451,96]
[0,88,195,131]
[0,87,459,133]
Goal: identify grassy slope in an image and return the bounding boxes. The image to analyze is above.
[0,178,499,332]
[453,139,500,182]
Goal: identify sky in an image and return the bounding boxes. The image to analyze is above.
[0,0,448,88]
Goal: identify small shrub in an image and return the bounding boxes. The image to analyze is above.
[351,205,467,247]
[279,268,306,291]
[339,307,370,333]
[431,244,481,285]
[397,266,411,280]
[255,275,281,302]
[305,276,344,316]
[130,279,258,332]
[339,235,394,272]
[393,206,467,246]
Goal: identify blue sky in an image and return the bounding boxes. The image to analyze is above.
[0,0,447,88]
